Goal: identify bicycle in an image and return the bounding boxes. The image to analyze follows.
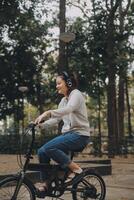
[0,122,106,199]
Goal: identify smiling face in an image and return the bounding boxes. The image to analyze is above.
[56,76,68,96]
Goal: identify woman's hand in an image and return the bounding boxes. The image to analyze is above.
[35,111,51,125]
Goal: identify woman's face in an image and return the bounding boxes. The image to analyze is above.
[56,76,68,96]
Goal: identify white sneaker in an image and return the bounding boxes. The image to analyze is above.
[65,168,83,183]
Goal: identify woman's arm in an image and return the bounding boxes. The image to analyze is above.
[50,91,82,118]
[38,118,61,130]
[35,97,64,124]
[35,91,82,124]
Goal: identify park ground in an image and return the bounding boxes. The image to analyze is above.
[0,154,134,200]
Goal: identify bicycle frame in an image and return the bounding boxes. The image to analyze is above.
[11,123,75,199]
[11,123,37,199]
[0,122,106,200]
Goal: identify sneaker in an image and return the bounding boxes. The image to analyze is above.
[65,168,83,183]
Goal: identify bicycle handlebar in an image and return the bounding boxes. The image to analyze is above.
[26,120,45,129]
[27,122,36,129]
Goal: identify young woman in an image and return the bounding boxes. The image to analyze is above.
[35,71,90,192]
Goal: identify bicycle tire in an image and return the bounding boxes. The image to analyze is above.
[72,170,106,200]
[0,176,36,200]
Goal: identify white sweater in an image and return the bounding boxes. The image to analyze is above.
[43,89,90,136]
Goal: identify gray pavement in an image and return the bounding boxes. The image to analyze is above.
[103,157,134,200]
[36,156,134,200]
[0,155,134,199]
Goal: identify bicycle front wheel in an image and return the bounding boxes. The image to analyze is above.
[0,176,35,200]
[72,170,106,200]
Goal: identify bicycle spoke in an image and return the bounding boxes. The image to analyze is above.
[0,177,35,200]
[72,171,106,200]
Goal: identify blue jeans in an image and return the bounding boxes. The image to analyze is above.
[38,131,90,180]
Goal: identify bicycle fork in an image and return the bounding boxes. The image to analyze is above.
[11,171,25,200]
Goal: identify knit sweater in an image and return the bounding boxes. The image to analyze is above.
[43,89,90,136]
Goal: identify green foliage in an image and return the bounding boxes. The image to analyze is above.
[67,17,107,98]
[67,0,133,97]
[0,0,19,26]
[0,132,57,154]
[0,0,134,152]
[0,0,52,120]
[0,134,21,154]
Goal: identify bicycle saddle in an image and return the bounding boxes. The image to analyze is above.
[69,147,85,160]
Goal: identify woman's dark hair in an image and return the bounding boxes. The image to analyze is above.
[58,71,78,94]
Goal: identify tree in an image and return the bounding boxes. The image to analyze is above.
[117,0,132,150]
[58,0,66,71]
[0,0,51,126]
[65,0,133,156]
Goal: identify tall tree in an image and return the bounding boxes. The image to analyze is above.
[0,0,51,123]
[58,0,66,71]
[104,0,122,156]
[118,0,131,149]
[66,0,133,156]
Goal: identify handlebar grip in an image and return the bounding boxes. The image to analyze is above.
[39,120,45,124]
[28,122,36,129]
[27,120,45,130]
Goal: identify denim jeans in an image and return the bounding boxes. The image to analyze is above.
[37,131,90,180]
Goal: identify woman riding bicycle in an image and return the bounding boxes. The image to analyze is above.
[35,71,90,194]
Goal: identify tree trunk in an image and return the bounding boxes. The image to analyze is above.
[97,81,102,156]
[58,0,66,71]
[118,1,125,152]
[13,100,20,134]
[125,77,132,138]
[106,3,120,157]
[118,0,131,151]
[118,70,125,147]
[3,118,8,134]
[36,76,44,114]
[57,0,66,133]
[107,70,118,157]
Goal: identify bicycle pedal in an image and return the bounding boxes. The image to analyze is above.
[36,188,47,198]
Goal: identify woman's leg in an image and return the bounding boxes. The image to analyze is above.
[38,132,89,167]
[37,143,51,181]
[38,133,89,182]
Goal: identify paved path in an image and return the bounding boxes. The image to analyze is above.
[36,156,134,200]
[0,155,134,199]
[103,158,134,200]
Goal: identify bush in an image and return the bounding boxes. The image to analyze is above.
[0,133,57,154]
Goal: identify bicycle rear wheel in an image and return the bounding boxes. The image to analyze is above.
[72,170,106,200]
[0,176,35,200]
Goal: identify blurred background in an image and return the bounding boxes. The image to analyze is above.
[0,0,134,157]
